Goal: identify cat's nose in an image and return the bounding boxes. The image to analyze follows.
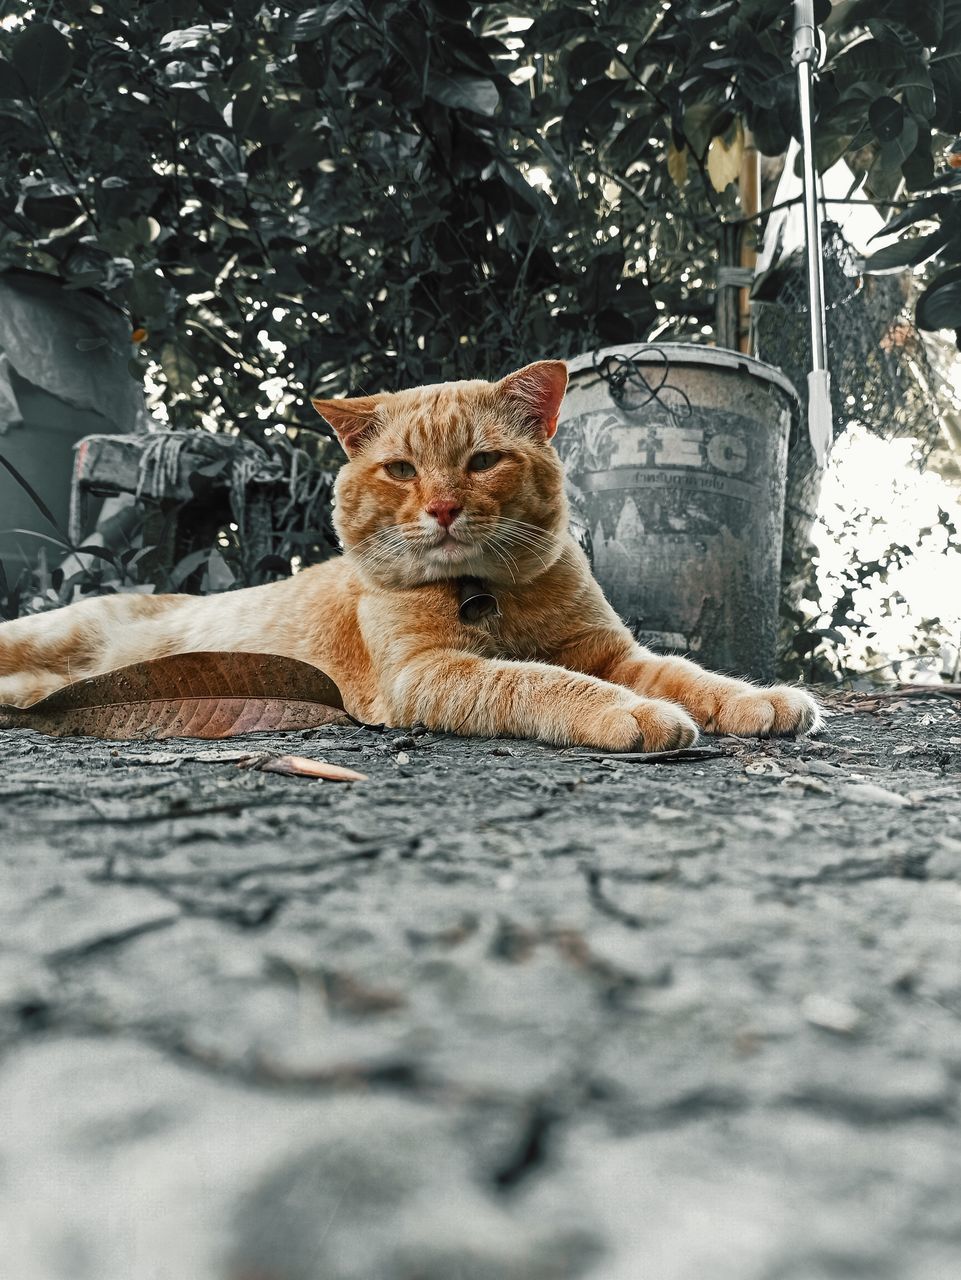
[426,500,462,529]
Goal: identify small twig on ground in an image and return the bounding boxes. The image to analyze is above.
[565,746,727,764]
[239,754,368,782]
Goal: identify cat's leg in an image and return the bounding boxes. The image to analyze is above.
[382,648,698,751]
[0,594,191,707]
[557,630,821,737]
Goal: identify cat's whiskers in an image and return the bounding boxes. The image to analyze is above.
[353,520,486,585]
[502,538,552,575]
[496,517,580,573]
[485,533,520,585]
[487,521,560,574]
[351,525,418,576]
[496,516,565,546]
[351,520,422,551]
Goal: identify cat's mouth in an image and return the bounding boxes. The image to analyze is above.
[425,528,471,552]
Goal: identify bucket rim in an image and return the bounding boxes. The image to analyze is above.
[564,343,800,406]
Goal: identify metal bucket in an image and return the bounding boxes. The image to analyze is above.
[556,345,799,681]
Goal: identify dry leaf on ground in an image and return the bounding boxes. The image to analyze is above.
[0,651,347,741]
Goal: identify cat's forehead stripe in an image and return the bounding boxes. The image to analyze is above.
[380,383,497,461]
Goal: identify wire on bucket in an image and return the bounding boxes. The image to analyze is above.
[587,347,694,422]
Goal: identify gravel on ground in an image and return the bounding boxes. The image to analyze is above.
[1,691,960,1280]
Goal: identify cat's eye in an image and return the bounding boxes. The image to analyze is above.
[467,450,502,473]
[384,460,416,480]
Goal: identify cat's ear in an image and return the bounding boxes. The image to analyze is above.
[497,360,569,441]
[310,395,382,456]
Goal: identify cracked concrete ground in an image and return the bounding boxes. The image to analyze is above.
[1,693,961,1280]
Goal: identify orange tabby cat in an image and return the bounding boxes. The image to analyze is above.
[0,361,819,747]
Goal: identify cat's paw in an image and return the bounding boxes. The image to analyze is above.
[587,697,699,752]
[632,698,700,751]
[713,684,821,738]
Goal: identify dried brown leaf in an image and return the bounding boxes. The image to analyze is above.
[0,651,347,741]
[667,139,688,187]
[706,118,744,193]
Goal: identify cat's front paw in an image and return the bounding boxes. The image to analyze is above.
[632,698,700,751]
[586,697,699,752]
[713,684,821,738]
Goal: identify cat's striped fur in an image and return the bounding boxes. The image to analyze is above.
[0,361,820,748]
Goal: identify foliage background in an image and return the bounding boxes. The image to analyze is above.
[2,0,961,433]
[1,0,961,678]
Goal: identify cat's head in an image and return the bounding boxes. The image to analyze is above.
[312,361,570,588]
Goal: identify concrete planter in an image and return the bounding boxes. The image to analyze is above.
[557,344,799,680]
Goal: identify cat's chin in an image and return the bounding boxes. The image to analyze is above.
[427,537,474,560]
[420,541,484,574]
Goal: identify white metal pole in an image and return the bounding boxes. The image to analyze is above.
[792,0,832,466]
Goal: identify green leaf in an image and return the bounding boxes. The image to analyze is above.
[812,126,860,174]
[437,23,496,76]
[901,129,935,189]
[830,36,929,97]
[295,42,327,89]
[159,342,199,394]
[169,88,227,132]
[567,41,613,83]
[931,0,961,127]
[864,227,949,270]
[22,191,82,229]
[607,114,655,169]
[747,76,796,156]
[904,79,936,120]
[284,1,355,42]
[0,60,24,100]
[868,95,904,141]
[615,278,657,329]
[424,0,471,20]
[683,95,726,159]
[283,131,330,169]
[866,18,923,56]
[870,194,952,238]
[916,264,961,330]
[880,113,918,167]
[579,248,625,311]
[159,25,230,51]
[230,83,264,137]
[595,308,636,343]
[849,0,943,45]
[11,23,73,99]
[932,54,961,130]
[426,73,499,116]
[562,78,623,150]
[524,9,595,54]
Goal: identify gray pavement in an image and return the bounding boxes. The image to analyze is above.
[1,693,960,1280]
